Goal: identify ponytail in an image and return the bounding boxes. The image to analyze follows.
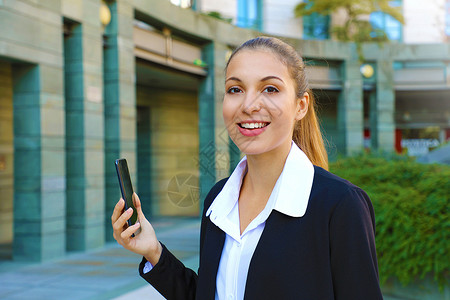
[293,89,328,170]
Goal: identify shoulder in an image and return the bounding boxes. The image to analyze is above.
[310,166,372,215]
[312,165,367,196]
[202,177,229,213]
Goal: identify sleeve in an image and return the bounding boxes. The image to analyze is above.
[329,187,383,300]
[138,178,227,300]
[139,243,197,300]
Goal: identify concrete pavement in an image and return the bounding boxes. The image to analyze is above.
[0,217,201,300]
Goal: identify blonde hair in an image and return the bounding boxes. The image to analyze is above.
[226,36,329,170]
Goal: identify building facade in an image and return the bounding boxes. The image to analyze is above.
[195,0,450,43]
[0,0,449,262]
[195,0,450,153]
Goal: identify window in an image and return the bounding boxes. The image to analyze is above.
[302,0,330,40]
[370,0,402,41]
[236,0,262,30]
[170,0,192,9]
[303,13,330,40]
[446,0,450,40]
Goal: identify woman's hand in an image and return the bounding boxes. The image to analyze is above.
[111,193,162,266]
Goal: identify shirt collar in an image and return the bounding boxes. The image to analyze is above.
[206,154,247,221]
[206,142,315,220]
[273,142,314,217]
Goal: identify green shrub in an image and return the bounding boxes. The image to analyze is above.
[330,153,450,289]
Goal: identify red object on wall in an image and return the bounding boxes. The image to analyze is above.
[363,129,371,150]
[446,128,450,141]
[395,129,402,153]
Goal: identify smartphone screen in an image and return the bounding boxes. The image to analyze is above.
[115,158,138,226]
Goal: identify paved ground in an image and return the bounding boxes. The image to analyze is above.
[0,217,406,300]
[0,217,200,300]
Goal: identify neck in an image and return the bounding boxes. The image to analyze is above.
[243,140,292,195]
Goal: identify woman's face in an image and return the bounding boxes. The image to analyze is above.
[223,49,308,155]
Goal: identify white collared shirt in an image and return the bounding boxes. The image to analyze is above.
[206,142,314,300]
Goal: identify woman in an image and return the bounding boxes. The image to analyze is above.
[111,37,383,300]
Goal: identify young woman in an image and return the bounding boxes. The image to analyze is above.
[111,37,383,300]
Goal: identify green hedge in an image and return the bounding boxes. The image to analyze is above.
[330,153,450,289]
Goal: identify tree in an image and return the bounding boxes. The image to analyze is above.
[294,0,404,61]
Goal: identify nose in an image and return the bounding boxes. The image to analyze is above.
[242,91,262,115]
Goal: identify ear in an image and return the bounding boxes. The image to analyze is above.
[295,92,309,121]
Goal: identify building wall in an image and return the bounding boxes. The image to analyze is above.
[263,0,302,38]
[0,0,128,260]
[0,0,68,261]
[136,86,200,216]
[314,90,340,159]
[197,0,303,38]
[403,0,447,43]
[199,0,237,21]
[0,61,13,245]
[197,0,449,43]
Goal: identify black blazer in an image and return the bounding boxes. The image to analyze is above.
[139,166,383,300]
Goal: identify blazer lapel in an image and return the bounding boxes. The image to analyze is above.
[243,211,278,299]
[197,218,225,299]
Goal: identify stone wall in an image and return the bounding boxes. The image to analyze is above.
[136,86,199,216]
[0,61,13,245]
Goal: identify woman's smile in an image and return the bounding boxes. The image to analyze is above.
[237,120,271,137]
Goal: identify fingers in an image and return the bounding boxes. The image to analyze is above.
[121,221,141,240]
[111,198,125,224]
[133,193,146,222]
[112,207,133,236]
[133,193,141,210]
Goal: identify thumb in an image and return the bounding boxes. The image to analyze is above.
[133,193,147,222]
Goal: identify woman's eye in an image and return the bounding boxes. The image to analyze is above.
[227,87,242,94]
[263,86,279,93]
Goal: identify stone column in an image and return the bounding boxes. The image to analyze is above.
[373,60,395,151]
[13,62,67,261]
[64,0,105,251]
[338,60,364,155]
[81,0,105,250]
[213,42,231,181]
[198,42,216,205]
[104,0,136,240]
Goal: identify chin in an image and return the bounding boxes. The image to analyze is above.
[234,137,292,157]
[234,141,274,156]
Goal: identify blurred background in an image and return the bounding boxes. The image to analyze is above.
[0,0,448,299]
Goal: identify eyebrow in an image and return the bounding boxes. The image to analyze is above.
[225,75,284,83]
[261,76,284,83]
[225,76,241,83]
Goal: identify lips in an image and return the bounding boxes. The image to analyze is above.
[237,121,270,137]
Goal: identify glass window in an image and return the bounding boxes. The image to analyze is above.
[303,13,330,40]
[170,0,192,9]
[370,0,402,41]
[236,0,262,30]
[302,0,330,40]
[446,0,450,38]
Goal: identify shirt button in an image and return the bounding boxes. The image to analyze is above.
[228,294,233,299]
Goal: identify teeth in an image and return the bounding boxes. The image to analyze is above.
[240,122,267,129]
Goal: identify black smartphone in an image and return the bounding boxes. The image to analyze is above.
[115,158,138,227]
